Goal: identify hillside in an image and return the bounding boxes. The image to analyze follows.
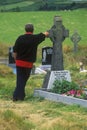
[0,9,87,68]
[0,0,87,12]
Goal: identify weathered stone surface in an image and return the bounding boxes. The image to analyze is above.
[42,16,69,88]
[48,16,69,71]
[34,89,87,108]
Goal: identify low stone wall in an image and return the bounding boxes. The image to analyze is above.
[34,89,87,108]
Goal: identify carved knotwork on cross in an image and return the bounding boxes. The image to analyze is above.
[48,16,69,70]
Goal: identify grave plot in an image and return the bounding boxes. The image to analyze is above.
[34,89,87,108]
[34,16,87,108]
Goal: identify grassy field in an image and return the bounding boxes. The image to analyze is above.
[0,9,87,45]
[0,66,87,130]
[0,9,87,64]
[0,1,34,10]
[0,0,86,12]
[0,9,87,130]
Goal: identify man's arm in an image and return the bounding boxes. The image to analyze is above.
[43,32,49,37]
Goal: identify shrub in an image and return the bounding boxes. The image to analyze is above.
[50,80,87,99]
[51,80,80,94]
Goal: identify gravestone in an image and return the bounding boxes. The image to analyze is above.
[42,16,70,89]
[47,70,71,89]
[49,16,69,71]
[9,46,15,64]
[42,47,53,65]
[71,31,81,53]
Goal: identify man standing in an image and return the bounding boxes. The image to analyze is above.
[13,23,49,101]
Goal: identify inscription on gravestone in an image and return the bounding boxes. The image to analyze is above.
[47,70,71,89]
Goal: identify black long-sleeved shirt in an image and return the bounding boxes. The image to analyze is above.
[13,33,46,63]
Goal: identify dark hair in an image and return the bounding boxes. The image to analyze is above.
[25,24,34,32]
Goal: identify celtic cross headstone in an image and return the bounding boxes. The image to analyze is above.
[42,16,70,89]
[71,31,81,53]
[49,16,69,70]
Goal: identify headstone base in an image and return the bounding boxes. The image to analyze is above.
[34,89,87,108]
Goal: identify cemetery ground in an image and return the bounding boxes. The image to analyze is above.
[0,64,87,130]
[0,9,87,129]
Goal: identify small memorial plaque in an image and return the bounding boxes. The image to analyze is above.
[47,70,71,89]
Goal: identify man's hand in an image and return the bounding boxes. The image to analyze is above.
[43,32,49,37]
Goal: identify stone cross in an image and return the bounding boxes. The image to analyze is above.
[48,16,69,70]
[71,30,81,53]
[42,16,69,88]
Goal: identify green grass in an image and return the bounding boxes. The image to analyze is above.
[0,9,87,67]
[0,66,87,130]
[0,9,87,64]
[0,109,35,130]
[0,9,87,129]
[0,9,87,45]
[0,1,34,10]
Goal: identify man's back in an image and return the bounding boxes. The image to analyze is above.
[13,33,45,62]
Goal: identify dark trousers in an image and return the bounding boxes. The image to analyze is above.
[13,66,32,100]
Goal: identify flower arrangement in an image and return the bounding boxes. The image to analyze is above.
[51,80,87,100]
